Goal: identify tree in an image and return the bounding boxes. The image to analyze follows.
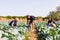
[57,6,60,12]
[47,11,60,20]
[46,6,60,20]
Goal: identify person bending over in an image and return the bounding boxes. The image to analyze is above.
[27,15,36,30]
[9,18,19,28]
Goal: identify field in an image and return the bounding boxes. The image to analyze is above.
[0,21,60,40]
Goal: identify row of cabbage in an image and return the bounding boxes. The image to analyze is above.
[35,22,60,40]
[0,22,60,40]
[0,22,28,40]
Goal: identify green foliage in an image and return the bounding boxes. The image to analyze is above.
[47,6,60,20]
[18,22,26,27]
[0,22,60,40]
[49,29,56,36]
[0,16,27,19]
[24,33,29,40]
[47,11,60,20]
[58,30,60,34]
[1,33,8,38]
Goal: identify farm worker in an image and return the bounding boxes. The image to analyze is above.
[26,15,31,28]
[26,15,36,30]
[51,21,56,27]
[48,21,56,27]
[9,18,19,28]
[48,18,56,27]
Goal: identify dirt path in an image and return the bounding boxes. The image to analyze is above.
[27,26,38,40]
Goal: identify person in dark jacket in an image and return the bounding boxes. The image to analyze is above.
[48,18,56,27]
[26,15,36,29]
[9,18,19,28]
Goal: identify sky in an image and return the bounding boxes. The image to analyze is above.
[0,0,60,17]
